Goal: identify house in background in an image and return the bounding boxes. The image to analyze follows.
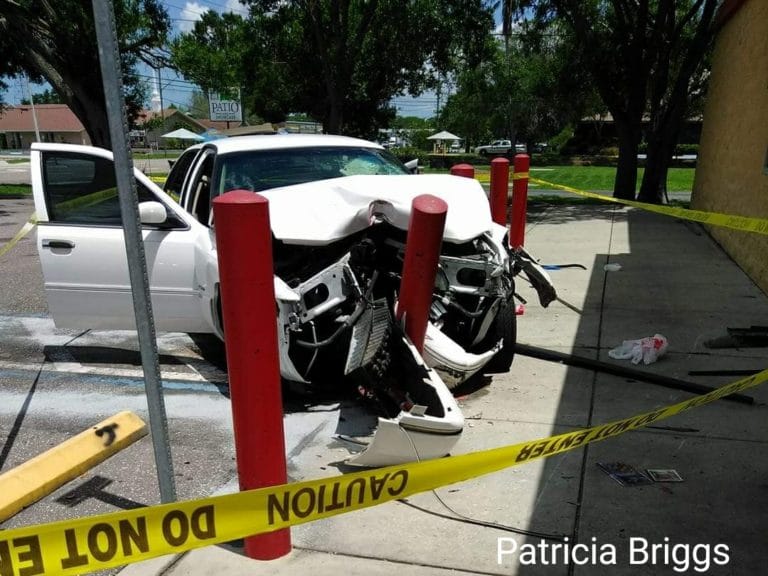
[0,104,90,149]
[134,108,230,148]
[692,0,768,293]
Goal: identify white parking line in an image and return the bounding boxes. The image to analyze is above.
[0,359,227,383]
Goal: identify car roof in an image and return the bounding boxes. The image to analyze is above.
[198,133,385,155]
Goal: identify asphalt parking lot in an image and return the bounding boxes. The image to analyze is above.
[0,194,358,551]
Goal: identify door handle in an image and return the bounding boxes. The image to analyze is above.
[42,239,75,250]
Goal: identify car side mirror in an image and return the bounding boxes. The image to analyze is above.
[404,159,419,174]
[139,201,169,225]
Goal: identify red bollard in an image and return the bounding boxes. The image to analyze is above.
[490,157,509,226]
[450,163,475,179]
[212,191,291,560]
[510,154,530,249]
[396,194,448,353]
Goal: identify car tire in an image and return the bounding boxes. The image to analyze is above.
[478,296,517,373]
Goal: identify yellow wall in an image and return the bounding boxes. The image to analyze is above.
[692,0,768,293]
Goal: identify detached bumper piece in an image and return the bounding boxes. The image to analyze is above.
[346,334,464,467]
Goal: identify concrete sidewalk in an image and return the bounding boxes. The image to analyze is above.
[122,204,768,576]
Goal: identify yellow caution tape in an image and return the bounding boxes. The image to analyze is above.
[2,367,766,576]
[55,188,118,218]
[473,171,527,184]
[529,177,768,236]
[0,214,37,259]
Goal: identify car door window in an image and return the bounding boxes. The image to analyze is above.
[188,153,215,226]
[165,147,200,202]
[42,151,181,227]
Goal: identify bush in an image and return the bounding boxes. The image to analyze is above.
[675,143,699,156]
[392,147,429,165]
[599,146,619,157]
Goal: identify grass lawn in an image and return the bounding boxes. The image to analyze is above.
[6,158,30,164]
[529,165,694,192]
[134,151,183,160]
[0,184,31,197]
[429,164,695,192]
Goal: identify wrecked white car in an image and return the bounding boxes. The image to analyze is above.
[30,135,554,466]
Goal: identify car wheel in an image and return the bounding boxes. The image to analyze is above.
[478,296,517,373]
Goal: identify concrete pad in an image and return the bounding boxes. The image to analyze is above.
[0,411,147,521]
[590,364,768,443]
[465,353,594,428]
[290,420,582,575]
[113,199,768,576]
[598,308,768,354]
[576,433,768,575]
[162,546,475,576]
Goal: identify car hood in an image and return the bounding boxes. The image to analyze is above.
[260,174,494,245]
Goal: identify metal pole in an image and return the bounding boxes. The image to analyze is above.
[25,76,41,143]
[91,0,176,503]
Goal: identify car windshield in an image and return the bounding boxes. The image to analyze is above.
[213,146,409,196]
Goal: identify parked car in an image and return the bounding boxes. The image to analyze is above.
[474,140,527,156]
[30,135,555,466]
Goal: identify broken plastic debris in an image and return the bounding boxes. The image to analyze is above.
[608,334,668,365]
[645,469,684,482]
[603,263,622,272]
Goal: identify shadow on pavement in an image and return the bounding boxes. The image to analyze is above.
[517,206,768,575]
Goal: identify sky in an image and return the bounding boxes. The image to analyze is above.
[5,0,504,120]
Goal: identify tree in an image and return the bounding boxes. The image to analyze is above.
[171,0,494,137]
[171,10,294,124]
[637,0,718,203]
[21,87,63,104]
[509,0,719,201]
[440,29,597,150]
[0,0,170,148]
[188,90,210,119]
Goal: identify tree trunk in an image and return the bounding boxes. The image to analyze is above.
[639,98,686,204]
[613,122,640,200]
[324,90,344,135]
[637,136,673,203]
[62,87,111,149]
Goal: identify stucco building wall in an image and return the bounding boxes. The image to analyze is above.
[692,0,768,293]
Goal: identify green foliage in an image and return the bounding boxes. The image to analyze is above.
[188,90,210,119]
[171,0,494,136]
[392,116,436,130]
[20,88,62,105]
[0,0,170,147]
[547,125,575,154]
[0,184,32,197]
[440,26,599,151]
[518,0,719,201]
[391,147,430,165]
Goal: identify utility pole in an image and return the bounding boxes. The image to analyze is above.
[25,75,41,143]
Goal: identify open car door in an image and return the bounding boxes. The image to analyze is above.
[31,143,214,334]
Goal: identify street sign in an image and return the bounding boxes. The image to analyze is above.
[209,89,242,122]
